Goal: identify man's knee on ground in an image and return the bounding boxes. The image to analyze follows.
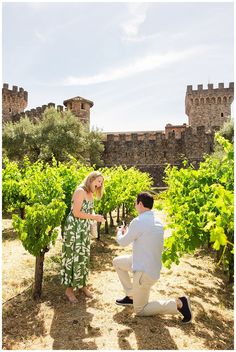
[134,304,146,316]
[112,257,119,268]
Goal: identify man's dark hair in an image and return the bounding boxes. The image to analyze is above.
[136,192,154,209]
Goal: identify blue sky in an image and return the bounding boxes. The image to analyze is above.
[2,1,234,132]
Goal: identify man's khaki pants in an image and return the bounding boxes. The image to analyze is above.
[113,255,179,316]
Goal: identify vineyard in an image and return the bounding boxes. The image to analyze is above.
[2,132,234,349]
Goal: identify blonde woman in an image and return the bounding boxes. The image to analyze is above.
[61,171,104,303]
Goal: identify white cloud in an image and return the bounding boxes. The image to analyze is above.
[63,46,207,86]
[121,3,149,38]
[34,30,46,43]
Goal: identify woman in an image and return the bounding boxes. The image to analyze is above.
[61,171,104,303]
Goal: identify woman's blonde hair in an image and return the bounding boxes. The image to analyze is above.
[80,171,104,199]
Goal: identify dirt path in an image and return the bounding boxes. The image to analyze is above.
[2,218,234,350]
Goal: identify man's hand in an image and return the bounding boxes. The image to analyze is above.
[116,226,127,235]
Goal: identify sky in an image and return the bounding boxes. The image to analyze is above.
[2,1,234,132]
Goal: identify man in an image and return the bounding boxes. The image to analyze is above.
[113,192,192,323]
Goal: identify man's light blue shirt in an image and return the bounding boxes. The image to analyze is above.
[116,210,164,280]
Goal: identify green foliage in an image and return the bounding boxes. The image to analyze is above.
[13,200,66,256]
[3,155,153,253]
[85,127,105,168]
[94,166,153,218]
[2,108,104,165]
[218,117,234,143]
[2,117,39,161]
[213,118,234,159]
[8,160,67,256]
[36,108,87,163]
[161,134,234,280]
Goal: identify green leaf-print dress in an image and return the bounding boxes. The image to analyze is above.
[61,199,93,288]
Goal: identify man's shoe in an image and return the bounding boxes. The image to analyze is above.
[178,296,192,323]
[116,296,133,306]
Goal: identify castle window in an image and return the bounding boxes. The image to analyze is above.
[211,97,216,103]
[163,151,167,158]
[221,113,224,117]
[206,97,210,103]
[144,152,147,157]
[195,98,199,105]
[81,103,85,110]
[223,97,227,103]
[217,97,221,104]
[200,98,204,104]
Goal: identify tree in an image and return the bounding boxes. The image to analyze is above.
[2,117,39,162]
[218,117,234,143]
[85,127,105,168]
[11,160,67,299]
[36,108,87,163]
[2,108,105,165]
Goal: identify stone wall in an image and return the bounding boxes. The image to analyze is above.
[102,126,214,186]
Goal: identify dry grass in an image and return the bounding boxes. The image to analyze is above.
[2,216,234,350]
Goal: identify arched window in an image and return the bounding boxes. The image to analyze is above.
[217,97,221,104]
[200,98,204,104]
[223,96,227,103]
[211,97,216,103]
[195,98,199,105]
[206,97,210,103]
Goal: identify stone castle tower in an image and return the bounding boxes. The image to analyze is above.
[185,82,234,131]
[2,83,28,122]
[2,83,93,125]
[63,96,94,125]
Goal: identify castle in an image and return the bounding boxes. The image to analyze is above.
[2,82,234,186]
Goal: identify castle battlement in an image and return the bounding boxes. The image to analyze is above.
[103,130,164,142]
[2,83,28,122]
[20,103,66,121]
[2,83,28,100]
[186,82,234,94]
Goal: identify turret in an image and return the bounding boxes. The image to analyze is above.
[185,82,234,131]
[2,83,28,122]
[63,96,94,127]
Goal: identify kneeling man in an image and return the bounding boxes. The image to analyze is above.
[113,192,192,323]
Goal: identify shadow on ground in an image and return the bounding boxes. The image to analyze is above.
[2,236,234,350]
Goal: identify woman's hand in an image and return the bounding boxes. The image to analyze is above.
[93,214,105,222]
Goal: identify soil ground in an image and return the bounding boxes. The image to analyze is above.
[2,215,234,350]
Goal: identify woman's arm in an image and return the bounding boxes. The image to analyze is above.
[72,189,103,221]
